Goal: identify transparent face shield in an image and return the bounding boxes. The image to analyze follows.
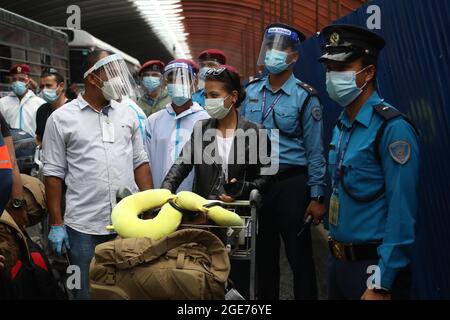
[257,27,300,67]
[163,62,196,100]
[83,53,140,102]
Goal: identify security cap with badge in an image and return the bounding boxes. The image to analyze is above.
[318,24,386,63]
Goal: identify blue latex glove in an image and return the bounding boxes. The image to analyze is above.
[48,225,70,256]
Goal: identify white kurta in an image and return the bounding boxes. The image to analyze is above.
[144,102,210,191]
[0,90,45,136]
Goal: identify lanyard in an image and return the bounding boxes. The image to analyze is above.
[333,126,354,188]
[261,90,283,123]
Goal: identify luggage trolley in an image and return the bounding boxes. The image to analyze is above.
[179,189,261,300]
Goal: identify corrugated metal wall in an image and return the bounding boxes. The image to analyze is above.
[295,0,450,299]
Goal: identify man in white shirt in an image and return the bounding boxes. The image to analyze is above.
[0,64,45,136]
[145,59,209,191]
[43,50,153,300]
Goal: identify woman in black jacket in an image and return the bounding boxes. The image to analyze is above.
[162,65,273,201]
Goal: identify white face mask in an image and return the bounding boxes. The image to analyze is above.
[101,77,122,101]
[205,95,233,119]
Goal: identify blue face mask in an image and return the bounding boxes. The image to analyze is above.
[264,49,294,74]
[42,88,61,103]
[167,84,190,107]
[326,68,368,107]
[142,76,161,92]
[11,81,27,96]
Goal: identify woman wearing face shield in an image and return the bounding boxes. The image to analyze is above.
[143,59,209,192]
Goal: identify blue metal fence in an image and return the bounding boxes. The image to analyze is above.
[294,0,450,299]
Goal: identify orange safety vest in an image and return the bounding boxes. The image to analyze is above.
[0,135,12,170]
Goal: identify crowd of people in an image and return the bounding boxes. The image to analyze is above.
[0,22,419,301]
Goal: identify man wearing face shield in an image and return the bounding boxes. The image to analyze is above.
[319,25,419,300]
[0,64,45,137]
[192,49,227,107]
[42,50,153,300]
[240,23,326,300]
[137,60,171,116]
[144,59,209,192]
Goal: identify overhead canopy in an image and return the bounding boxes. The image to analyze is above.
[0,0,367,77]
[0,0,174,64]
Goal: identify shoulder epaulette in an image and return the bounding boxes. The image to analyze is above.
[297,82,318,96]
[245,77,263,88]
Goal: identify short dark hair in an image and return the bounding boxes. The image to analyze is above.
[40,68,64,84]
[82,49,114,75]
[361,55,378,83]
[205,68,246,108]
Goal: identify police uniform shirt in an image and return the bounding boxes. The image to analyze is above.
[192,88,205,107]
[0,90,45,137]
[240,74,326,197]
[328,91,419,289]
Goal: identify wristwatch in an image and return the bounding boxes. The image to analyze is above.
[311,196,324,204]
[11,198,26,209]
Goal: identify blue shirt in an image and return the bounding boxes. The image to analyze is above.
[328,92,419,289]
[192,88,205,107]
[240,74,326,197]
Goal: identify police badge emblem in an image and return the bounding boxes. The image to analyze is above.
[389,140,411,165]
[330,32,340,46]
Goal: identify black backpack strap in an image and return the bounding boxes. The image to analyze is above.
[298,82,319,137]
[339,104,419,204]
[272,82,320,138]
[373,103,419,163]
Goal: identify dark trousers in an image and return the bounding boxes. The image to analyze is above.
[327,256,412,300]
[256,171,317,300]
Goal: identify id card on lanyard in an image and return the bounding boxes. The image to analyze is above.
[261,90,283,123]
[329,126,353,226]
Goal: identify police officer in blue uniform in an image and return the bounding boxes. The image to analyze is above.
[241,23,326,300]
[319,24,420,300]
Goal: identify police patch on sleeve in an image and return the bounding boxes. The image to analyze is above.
[312,107,322,121]
[389,140,411,165]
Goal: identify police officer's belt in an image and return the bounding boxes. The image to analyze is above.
[328,238,381,262]
[275,166,307,182]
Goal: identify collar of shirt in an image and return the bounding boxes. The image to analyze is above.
[260,73,297,96]
[165,102,204,120]
[339,91,383,129]
[77,94,116,112]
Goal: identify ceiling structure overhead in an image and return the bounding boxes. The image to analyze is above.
[0,0,174,64]
[0,0,367,76]
[181,0,367,78]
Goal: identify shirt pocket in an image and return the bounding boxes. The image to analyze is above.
[244,103,262,124]
[272,107,299,135]
[342,150,384,199]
